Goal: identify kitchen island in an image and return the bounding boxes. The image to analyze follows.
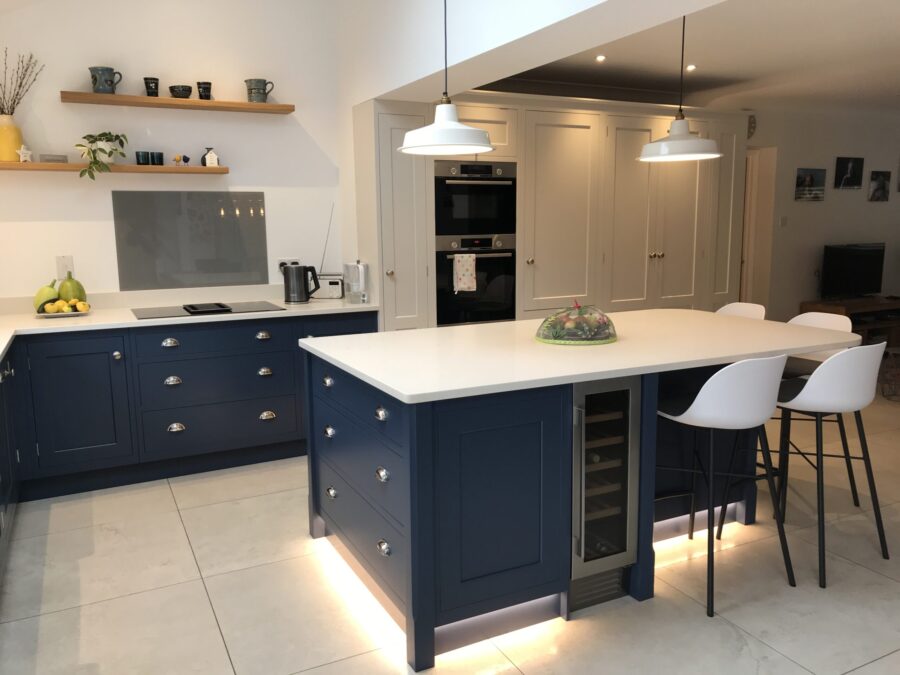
[298,309,860,671]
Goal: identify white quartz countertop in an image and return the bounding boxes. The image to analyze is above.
[298,309,861,404]
[0,297,377,362]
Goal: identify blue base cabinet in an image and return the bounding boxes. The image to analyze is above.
[305,354,571,672]
[0,348,20,580]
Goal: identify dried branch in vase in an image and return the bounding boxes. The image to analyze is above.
[0,49,45,115]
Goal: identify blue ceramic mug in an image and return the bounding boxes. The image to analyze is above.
[90,66,122,94]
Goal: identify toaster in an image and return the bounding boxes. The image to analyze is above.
[312,274,344,299]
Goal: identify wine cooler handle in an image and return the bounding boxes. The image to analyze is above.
[574,405,585,559]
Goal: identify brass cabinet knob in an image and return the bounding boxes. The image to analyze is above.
[259,410,277,421]
[386,269,395,277]
[526,258,535,265]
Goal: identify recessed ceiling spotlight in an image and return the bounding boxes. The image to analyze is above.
[685,64,697,72]
[595,54,607,63]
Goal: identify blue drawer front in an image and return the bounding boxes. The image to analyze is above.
[139,351,295,410]
[310,359,408,451]
[142,395,298,460]
[135,320,294,360]
[312,398,408,527]
[303,312,377,338]
[318,458,408,607]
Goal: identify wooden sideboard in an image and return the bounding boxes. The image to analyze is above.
[799,296,900,347]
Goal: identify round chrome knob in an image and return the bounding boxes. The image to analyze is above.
[259,410,277,421]
[255,330,271,341]
[161,338,179,348]
[167,422,186,433]
[164,375,182,386]
[324,425,336,438]
[322,375,334,388]
[376,539,392,557]
[326,486,338,500]
[112,351,123,361]
[526,258,535,265]
[658,251,665,259]
[386,269,395,277]
[649,252,658,259]
[258,367,273,377]
[375,466,390,483]
[374,407,388,422]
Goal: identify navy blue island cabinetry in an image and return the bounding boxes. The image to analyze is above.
[306,354,577,671]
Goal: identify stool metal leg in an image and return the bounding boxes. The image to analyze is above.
[855,411,889,560]
[688,427,698,540]
[815,413,826,588]
[707,428,715,617]
[716,432,740,540]
[778,408,792,521]
[759,425,796,587]
[837,413,861,507]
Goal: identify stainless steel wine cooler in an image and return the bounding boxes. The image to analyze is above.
[570,378,641,608]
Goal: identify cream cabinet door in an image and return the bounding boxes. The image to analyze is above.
[455,104,519,158]
[377,113,430,330]
[521,110,602,312]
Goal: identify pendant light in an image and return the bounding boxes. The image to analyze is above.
[639,17,721,163]
[398,0,493,155]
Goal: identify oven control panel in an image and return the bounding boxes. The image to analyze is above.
[436,234,515,252]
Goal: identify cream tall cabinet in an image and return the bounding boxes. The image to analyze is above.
[520,111,602,312]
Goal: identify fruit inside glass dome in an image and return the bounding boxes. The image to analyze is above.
[535,301,617,345]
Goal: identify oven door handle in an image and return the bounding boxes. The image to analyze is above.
[443,179,514,186]
[445,252,513,260]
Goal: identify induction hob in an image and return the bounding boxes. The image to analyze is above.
[132,300,285,320]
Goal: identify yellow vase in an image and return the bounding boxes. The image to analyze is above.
[0,115,24,162]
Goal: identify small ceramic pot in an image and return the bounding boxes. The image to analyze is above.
[169,85,192,99]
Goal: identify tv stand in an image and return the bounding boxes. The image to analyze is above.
[800,296,900,347]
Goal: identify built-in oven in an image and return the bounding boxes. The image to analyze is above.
[435,235,515,326]
[434,161,516,236]
[570,377,641,611]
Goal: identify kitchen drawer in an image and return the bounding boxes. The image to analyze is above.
[139,351,295,410]
[313,398,408,526]
[311,359,408,451]
[303,312,377,338]
[142,395,298,460]
[135,320,294,360]
[318,458,408,606]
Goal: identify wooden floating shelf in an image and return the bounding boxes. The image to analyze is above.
[0,162,229,174]
[60,90,295,115]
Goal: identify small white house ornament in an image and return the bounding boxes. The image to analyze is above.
[201,147,219,167]
[16,144,32,162]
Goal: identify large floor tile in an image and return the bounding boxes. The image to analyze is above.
[169,456,308,509]
[0,510,199,622]
[850,649,900,674]
[792,502,900,582]
[657,536,900,675]
[181,488,313,577]
[492,580,806,674]
[0,581,233,675]
[13,479,177,540]
[206,549,387,675]
[654,520,780,569]
[300,642,518,675]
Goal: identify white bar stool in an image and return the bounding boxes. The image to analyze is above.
[777,342,889,588]
[658,354,795,616]
[716,302,766,319]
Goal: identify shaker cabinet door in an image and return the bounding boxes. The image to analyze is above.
[29,336,134,471]
[433,386,571,622]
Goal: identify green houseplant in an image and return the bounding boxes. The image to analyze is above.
[75,132,128,179]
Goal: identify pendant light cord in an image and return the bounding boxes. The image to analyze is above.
[441,0,450,103]
[677,16,686,119]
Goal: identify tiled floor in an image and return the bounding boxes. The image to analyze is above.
[2,397,900,674]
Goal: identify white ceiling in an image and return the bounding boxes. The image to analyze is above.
[481,0,900,113]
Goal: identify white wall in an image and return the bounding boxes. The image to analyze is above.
[751,110,900,320]
[0,0,342,298]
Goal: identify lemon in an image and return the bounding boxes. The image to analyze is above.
[44,302,59,314]
[76,301,90,313]
[61,305,73,313]
[68,298,79,306]
[54,299,68,311]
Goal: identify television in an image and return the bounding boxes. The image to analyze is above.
[820,243,885,298]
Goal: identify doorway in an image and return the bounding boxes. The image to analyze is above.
[740,147,777,305]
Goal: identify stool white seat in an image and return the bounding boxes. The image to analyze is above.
[716,302,766,320]
[785,312,853,376]
[777,342,888,588]
[658,354,794,616]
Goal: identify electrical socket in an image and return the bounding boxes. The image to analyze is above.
[56,255,74,280]
[277,258,300,270]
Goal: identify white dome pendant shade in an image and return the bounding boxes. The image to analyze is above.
[639,115,722,162]
[639,16,721,163]
[398,97,494,155]
[397,0,494,156]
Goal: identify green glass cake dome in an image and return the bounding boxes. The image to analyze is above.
[535,302,617,346]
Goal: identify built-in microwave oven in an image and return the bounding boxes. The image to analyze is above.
[434,161,516,236]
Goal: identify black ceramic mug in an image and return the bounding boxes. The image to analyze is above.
[150,152,164,166]
[135,151,150,165]
[143,77,160,97]
[197,81,212,100]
